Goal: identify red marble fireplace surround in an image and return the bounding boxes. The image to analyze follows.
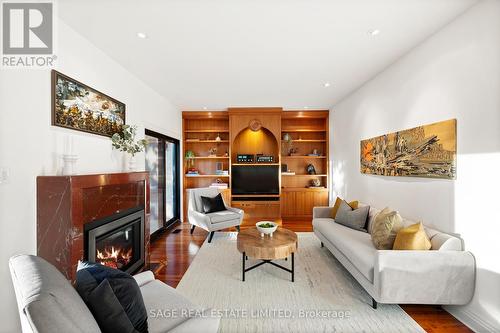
[37,172,150,281]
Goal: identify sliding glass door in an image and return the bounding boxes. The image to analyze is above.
[145,130,180,235]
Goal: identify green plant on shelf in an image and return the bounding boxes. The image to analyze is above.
[185,150,195,168]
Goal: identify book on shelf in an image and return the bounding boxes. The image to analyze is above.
[210,183,228,189]
[215,170,229,175]
[282,172,296,176]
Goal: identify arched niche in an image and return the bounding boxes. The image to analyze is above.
[232,127,279,163]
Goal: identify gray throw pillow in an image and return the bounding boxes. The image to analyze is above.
[335,200,370,232]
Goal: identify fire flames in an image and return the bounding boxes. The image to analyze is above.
[96,246,133,270]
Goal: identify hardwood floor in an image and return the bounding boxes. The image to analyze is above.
[150,220,471,333]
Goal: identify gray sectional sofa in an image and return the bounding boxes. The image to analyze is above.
[9,255,220,333]
[313,204,476,308]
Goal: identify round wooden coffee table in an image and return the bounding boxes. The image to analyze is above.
[237,227,298,282]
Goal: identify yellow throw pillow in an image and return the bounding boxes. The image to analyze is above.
[332,197,359,218]
[332,197,342,218]
[371,207,403,250]
[349,200,359,209]
[393,222,432,250]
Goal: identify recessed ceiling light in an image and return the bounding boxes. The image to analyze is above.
[137,32,148,39]
[368,29,380,36]
[324,82,331,88]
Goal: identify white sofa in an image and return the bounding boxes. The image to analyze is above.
[9,255,220,333]
[312,204,476,308]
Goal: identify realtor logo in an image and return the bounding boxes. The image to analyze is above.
[2,2,55,67]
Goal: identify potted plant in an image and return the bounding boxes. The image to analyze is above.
[185,150,197,173]
[111,125,147,170]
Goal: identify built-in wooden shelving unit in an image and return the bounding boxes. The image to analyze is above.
[182,109,329,221]
[280,111,329,219]
[182,111,231,217]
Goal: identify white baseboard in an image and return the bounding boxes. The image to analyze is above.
[444,306,497,333]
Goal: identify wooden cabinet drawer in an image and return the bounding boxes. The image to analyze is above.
[281,189,328,218]
[232,201,280,219]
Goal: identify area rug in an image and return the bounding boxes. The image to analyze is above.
[176,232,424,333]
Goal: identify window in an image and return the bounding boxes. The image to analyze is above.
[145,130,180,234]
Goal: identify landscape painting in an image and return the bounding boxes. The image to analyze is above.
[360,119,456,179]
[52,70,125,137]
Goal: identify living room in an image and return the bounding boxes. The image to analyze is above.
[1,0,499,332]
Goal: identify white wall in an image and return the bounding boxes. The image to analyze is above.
[331,1,500,331]
[0,20,181,332]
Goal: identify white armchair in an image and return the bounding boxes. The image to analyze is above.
[187,188,244,243]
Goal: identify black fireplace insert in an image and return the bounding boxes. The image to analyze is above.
[84,206,145,274]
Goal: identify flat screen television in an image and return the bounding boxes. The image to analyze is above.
[232,165,279,195]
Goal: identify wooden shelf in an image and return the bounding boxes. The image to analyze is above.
[232,194,280,198]
[184,174,230,178]
[281,139,326,143]
[281,129,326,132]
[281,174,328,177]
[186,156,230,159]
[282,156,326,159]
[185,140,229,143]
[232,163,280,166]
[184,130,229,133]
[282,187,328,192]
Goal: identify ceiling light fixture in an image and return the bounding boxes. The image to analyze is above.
[137,32,148,39]
[203,107,208,110]
[368,29,380,36]
[303,106,309,110]
[324,82,331,88]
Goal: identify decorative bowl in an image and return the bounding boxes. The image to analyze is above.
[256,221,278,237]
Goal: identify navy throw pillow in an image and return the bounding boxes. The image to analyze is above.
[75,262,148,333]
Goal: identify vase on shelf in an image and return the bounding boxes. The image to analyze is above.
[62,154,79,175]
[128,155,137,171]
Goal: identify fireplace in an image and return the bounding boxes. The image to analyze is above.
[85,206,145,274]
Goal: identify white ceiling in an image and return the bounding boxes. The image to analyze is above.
[58,0,477,110]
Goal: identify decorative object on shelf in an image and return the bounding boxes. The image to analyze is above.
[306,164,317,175]
[283,133,292,142]
[52,70,125,137]
[308,149,321,156]
[309,179,321,188]
[283,133,293,156]
[209,147,217,157]
[256,155,274,163]
[256,221,278,237]
[249,119,262,132]
[185,150,195,169]
[224,151,229,157]
[61,136,78,175]
[281,164,288,173]
[288,147,299,156]
[62,154,79,175]
[360,119,456,179]
[111,125,147,170]
[215,133,222,142]
[215,162,224,174]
